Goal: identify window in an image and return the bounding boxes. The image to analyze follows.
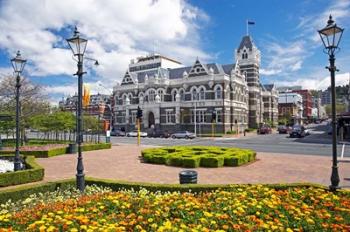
[158,89,164,102]
[166,111,175,124]
[179,89,185,101]
[191,110,205,123]
[215,86,222,99]
[172,90,177,101]
[199,87,205,100]
[216,110,222,123]
[148,90,155,102]
[123,95,127,105]
[131,111,136,124]
[192,88,198,101]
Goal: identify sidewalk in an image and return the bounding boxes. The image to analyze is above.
[34,144,350,187]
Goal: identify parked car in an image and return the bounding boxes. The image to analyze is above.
[171,131,196,139]
[148,130,171,138]
[126,130,148,137]
[257,125,272,134]
[110,129,126,137]
[277,125,290,134]
[289,125,306,138]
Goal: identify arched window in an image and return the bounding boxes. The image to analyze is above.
[192,88,198,101]
[215,85,222,99]
[172,90,178,101]
[199,87,205,100]
[148,89,155,102]
[157,89,164,102]
[179,89,185,101]
[122,94,127,105]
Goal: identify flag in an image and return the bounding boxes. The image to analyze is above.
[82,84,90,108]
[248,21,255,25]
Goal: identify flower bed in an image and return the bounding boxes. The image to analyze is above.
[0,185,349,231]
[142,146,256,168]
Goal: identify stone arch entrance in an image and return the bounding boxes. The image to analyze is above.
[148,112,155,128]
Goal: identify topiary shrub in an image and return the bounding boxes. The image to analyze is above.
[141,146,256,168]
[182,156,201,168]
[200,156,225,167]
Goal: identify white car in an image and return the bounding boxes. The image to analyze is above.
[126,130,148,137]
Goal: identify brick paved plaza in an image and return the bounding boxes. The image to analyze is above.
[36,144,350,187]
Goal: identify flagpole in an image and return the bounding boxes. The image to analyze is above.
[246,20,248,35]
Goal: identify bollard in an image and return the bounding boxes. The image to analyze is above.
[179,170,197,184]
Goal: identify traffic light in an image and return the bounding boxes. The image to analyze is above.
[211,111,217,123]
[136,106,143,119]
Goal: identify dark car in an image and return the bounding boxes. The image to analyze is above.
[171,131,196,139]
[277,125,290,134]
[110,129,125,137]
[289,125,306,138]
[257,125,272,134]
[148,130,171,138]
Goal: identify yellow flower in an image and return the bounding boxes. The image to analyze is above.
[306,218,315,224]
[148,218,154,223]
[286,228,293,232]
[204,211,213,217]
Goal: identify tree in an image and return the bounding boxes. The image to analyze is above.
[325,104,346,116]
[0,75,50,143]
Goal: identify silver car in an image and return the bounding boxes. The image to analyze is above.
[171,131,196,139]
[126,130,147,137]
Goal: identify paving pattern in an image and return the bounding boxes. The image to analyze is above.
[36,144,350,188]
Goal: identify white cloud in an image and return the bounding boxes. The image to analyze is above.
[261,40,306,76]
[0,0,210,83]
[275,72,350,91]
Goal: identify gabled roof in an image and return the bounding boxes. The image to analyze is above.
[238,35,254,51]
[121,70,135,85]
[188,59,209,77]
[222,64,235,75]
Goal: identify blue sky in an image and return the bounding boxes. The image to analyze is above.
[0,0,349,104]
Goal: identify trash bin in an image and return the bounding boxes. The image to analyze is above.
[68,143,77,154]
[179,170,197,184]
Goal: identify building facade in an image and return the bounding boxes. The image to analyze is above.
[292,89,312,120]
[278,92,303,124]
[112,35,278,134]
[59,93,112,122]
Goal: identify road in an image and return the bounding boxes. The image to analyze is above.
[109,122,349,157]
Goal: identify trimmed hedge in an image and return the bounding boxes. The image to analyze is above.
[141,146,256,168]
[0,143,112,158]
[1,177,345,204]
[0,179,75,204]
[0,156,44,187]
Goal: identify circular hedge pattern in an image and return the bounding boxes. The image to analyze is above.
[141,146,256,168]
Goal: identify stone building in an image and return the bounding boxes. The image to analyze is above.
[112,35,278,134]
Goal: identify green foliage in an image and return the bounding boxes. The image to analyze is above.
[0,143,111,157]
[0,178,337,205]
[200,156,224,167]
[324,104,346,115]
[141,146,255,168]
[244,128,256,132]
[0,156,44,187]
[226,130,237,135]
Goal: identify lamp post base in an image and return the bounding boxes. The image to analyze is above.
[76,173,85,192]
[329,165,340,192]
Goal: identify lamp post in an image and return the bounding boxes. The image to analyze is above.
[11,51,26,171]
[67,27,88,192]
[318,15,344,191]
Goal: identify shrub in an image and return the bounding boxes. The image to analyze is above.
[200,156,224,167]
[141,146,256,168]
[182,156,201,168]
[0,156,44,187]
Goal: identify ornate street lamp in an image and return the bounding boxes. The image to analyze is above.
[11,51,26,171]
[318,15,344,191]
[67,27,88,192]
